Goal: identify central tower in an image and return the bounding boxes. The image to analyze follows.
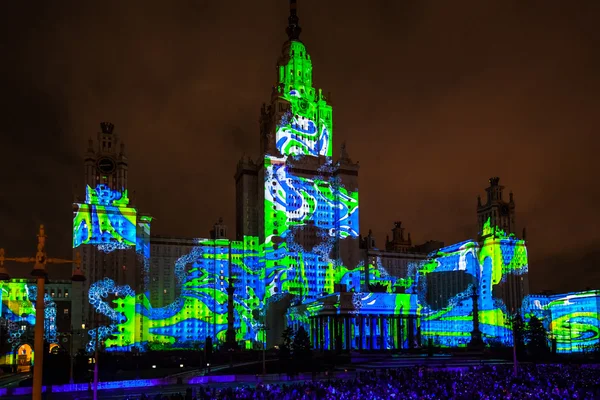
[259,2,332,159]
[236,0,361,345]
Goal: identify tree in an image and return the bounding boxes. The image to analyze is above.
[511,314,526,359]
[526,315,549,360]
[292,326,312,369]
[368,282,388,293]
[205,337,213,364]
[148,340,166,352]
[279,327,294,374]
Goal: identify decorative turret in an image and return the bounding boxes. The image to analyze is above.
[259,0,333,159]
[385,221,413,252]
[477,177,516,238]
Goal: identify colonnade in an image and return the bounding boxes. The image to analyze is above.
[295,314,419,351]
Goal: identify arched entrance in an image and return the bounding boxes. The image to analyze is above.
[16,344,32,373]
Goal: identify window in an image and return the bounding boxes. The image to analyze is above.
[64,309,69,315]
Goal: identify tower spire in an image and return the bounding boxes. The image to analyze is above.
[286,0,302,41]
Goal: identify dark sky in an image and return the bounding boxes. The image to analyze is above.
[1,1,599,293]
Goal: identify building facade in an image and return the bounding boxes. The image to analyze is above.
[71,122,152,350]
[3,1,596,358]
[0,278,77,367]
[65,2,535,353]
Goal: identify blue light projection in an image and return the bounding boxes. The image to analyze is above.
[73,185,137,248]
[0,282,58,350]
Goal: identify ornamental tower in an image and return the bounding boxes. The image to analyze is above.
[83,122,129,193]
[237,0,361,345]
[72,123,151,346]
[477,177,516,238]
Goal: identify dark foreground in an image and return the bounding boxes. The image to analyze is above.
[121,364,600,400]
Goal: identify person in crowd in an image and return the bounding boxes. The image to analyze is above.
[128,364,600,400]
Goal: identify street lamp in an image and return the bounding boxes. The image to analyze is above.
[0,225,85,400]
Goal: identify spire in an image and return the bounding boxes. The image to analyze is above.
[286,0,302,41]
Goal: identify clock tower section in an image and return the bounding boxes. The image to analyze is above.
[84,122,129,193]
[477,177,516,237]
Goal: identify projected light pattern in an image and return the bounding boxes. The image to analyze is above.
[86,238,266,351]
[80,198,600,355]
[260,39,359,307]
[73,185,137,248]
[265,162,359,239]
[136,215,152,297]
[274,41,332,158]
[416,218,528,347]
[76,31,365,352]
[545,291,600,353]
[72,31,570,353]
[0,281,58,348]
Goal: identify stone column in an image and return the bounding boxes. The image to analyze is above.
[319,316,324,351]
[358,316,364,351]
[345,316,351,351]
[310,317,315,349]
[397,315,403,350]
[330,316,335,351]
[377,315,382,350]
[382,316,388,350]
[369,315,376,350]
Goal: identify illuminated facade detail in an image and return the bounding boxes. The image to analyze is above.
[231,0,361,344]
[71,123,151,352]
[286,216,530,350]
[0,280,59,362]
[529,291,600,354]
[73,185,137,249]
[87,237,264,351]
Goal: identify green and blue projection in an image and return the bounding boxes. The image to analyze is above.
[0,281,58,353]
[67,39,600,354]
[72,191,599,353]
[73,184,137,252]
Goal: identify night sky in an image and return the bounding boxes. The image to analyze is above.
[1,1,599,293]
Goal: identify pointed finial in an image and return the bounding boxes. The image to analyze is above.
[286,0,302,41]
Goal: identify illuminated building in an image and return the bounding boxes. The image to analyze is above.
[235,0,361,344]
[149,237,199,308]
[0,279,73,366]
[527,290,600,353]
[359,224,444,293]
[56,0,596,356]
[71,122,152,346]
[149,220,229,308]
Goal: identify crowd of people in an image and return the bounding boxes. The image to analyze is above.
[131,364,600,400]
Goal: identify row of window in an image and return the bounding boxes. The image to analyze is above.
[44,289,69,298]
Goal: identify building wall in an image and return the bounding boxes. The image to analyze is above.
[545,290,600,353]
[149,237,198,308]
